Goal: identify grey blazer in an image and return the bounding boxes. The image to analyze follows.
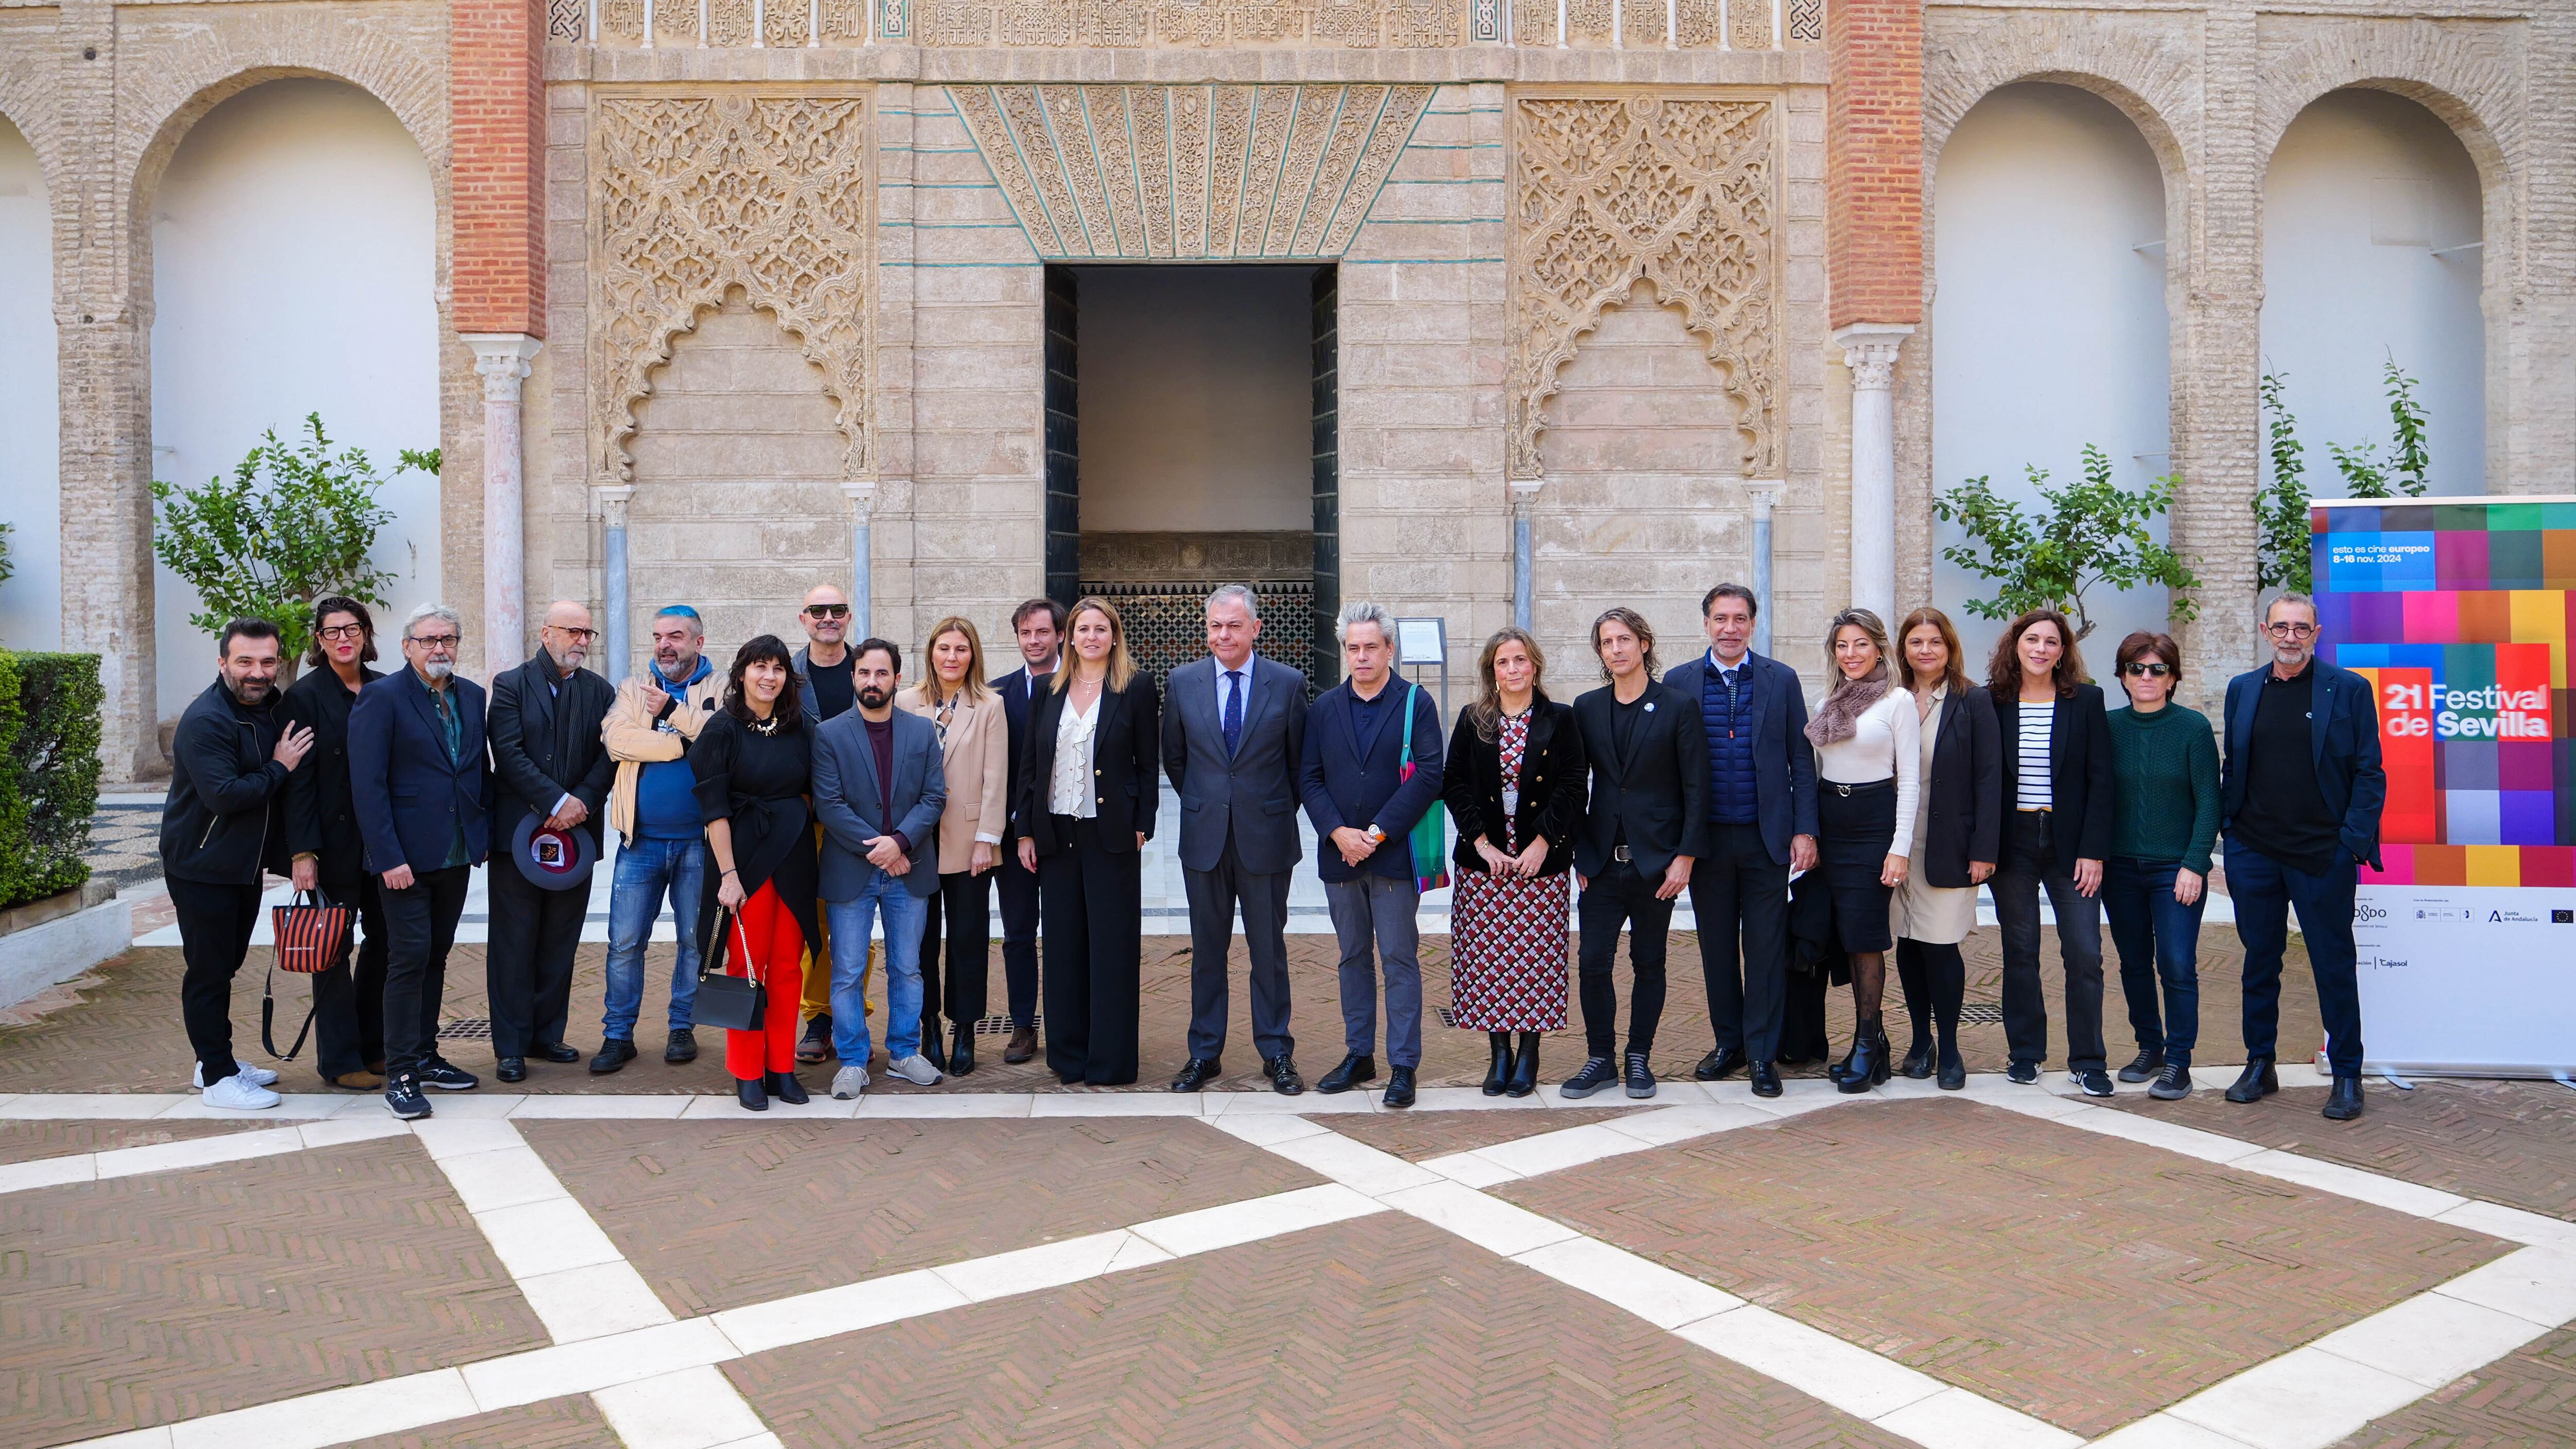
[1161,653,1308,875]
[811,707,949,901]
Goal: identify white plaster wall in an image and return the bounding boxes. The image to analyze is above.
[149,78,438,711]
[2262,88,2484,497]
[1931,82,2173,666]
[0,119,56,652]
[1075,265,1312,533]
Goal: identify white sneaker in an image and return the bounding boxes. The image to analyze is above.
[888,1054,944,1087]
[201,1074,281,1110]
[831,1065,870,1100]
[193,1058,279,1089]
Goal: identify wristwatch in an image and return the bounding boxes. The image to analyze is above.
[1364,824,1386,846]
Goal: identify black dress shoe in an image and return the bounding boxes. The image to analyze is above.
[2323,1075,2364,1121]
[1898,1040,1935,1080]
[1624,1052,1657,1099]
[1749,1060,1782,1098]
[590,1038,638,1074]
[736,1077,768,1111]
[796,1014,834,1064]
[1935,1053,1967,1091]
[1694,1046,1747,1082]
[495,1057,528,1084]
[1481,1034,1513,1097]
[948,1025,975,1077]
[1170,1057,1223,1092]
[1004,1027,1037,1065]
[1317,1053,1377,1094]
[1560,1056,1617,1099]
[1265,1055,1305,1096]
[1382,1065,1416,1109]
[417,1059,480,1091]
[2118,1048,2165,1084]
[766,1071,809,1105]
[534,1042,582,1065]
[2225,1055,2278,1104]
[665,1028,699,1065]
[1505,1034,1540,1098]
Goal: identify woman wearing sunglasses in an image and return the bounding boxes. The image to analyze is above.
[2102,631,2219,1101]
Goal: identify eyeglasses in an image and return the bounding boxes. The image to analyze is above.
[317,624,368,643]
[547,626,600,643]
[409,633,460,650]
[2265,621,2317,638]
[804,604,851,620]
[2122,662,2172,678]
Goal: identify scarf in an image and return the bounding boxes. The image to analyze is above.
[1805,670,1892,748]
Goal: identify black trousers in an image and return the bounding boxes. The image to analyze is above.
[1038,818,1141,1085]
[1993,817,2108,1072]
[995,843,1041,1029]
[919,867,996,1031]
[1688,824,1790,1063]
[382,865,471,1078]
[1576,860,1673,1060]
[170,876,264,1087]
[1893,938,1966,1052]
[486,860,587,1057]
[314,876,388,1078]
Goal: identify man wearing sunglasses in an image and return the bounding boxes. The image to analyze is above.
[2219,593,2386,1122]
[791,585,869,1064]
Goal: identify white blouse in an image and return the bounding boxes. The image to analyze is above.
[1047,692,1099,819]
[1814,688,1921,857]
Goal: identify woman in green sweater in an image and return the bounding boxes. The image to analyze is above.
[2104,631,2221,1101]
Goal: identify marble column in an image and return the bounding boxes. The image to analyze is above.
[1834,323,1911,624]
[843,480,877,641]
[1509,480,1538,631]
[465,333,542,680]
[598,485,634,683]
[1745,479,1783,658]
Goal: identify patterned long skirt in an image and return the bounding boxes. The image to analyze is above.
[1448,868,1571,1031]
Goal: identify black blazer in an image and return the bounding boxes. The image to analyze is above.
[1019,672,1160,856]
[1662,651,1820,864]
[348,668,493,875]
[993,663,1054,842]
[486,653,617,857]
[1994,682,2116,872]
[282,664,384,885]
[1570,680,1709,880]
[1442,698,1586,879]
[1917,684,2003,888]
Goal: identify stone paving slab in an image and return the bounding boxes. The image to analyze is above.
[2334,1323,2576,1448]
[1497,1098,2511,1439]
[2104,1079,2576,1224]
[0,1137,549,1447]
[0,1117,277,1166]
[338,1392,618,1449]
[724,1211,1913,1448]
[521,1116,1324,1317]
[1329,1106,1640,1161]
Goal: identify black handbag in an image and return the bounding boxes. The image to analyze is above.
[693,906,766,1034]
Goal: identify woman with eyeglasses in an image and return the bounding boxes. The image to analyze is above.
[2102,631,2219,1101]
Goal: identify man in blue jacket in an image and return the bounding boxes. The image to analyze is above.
[349,602,494,1120]
[2220,594,2385,1122]
[1299,601,1444,1109]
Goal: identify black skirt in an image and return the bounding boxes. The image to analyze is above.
[1818,778,1897,954]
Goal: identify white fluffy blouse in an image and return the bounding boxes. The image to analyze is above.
[1814,688,1921,856]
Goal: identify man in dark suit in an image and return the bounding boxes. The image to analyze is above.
[484,600,617,1083]
[987,597,1062,1065]
[1163,584,1308,1096]
[1299,601,1444,1109]
[349,603,493,1121]
[1663,582,1817,1099]
[1567,608,1708,1101]
[2221,593,2386,1121]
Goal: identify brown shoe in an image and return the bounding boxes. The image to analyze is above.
[1003,1026,1037,1065]
[326,1070,385,1091]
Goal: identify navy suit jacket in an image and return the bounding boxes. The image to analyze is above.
[2221,659,2387,870]
[992,663,1053,842]
[1663,650,1819,865]
[1299,677,1445,886]
[348,667,493,876]
[811,707,949,901]
[1163,653,1308,875]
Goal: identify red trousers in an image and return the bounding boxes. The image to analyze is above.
[724,881,806,1080]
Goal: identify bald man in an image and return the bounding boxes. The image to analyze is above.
[485,600,619,1081]
[791,582,874,1060]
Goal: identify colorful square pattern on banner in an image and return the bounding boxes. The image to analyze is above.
[2315,499,2575,889]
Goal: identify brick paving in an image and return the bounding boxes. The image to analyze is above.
[2335,1324,2576,1448]
[1497,1099,2511,1439]
[339,1394,616,1449]
[2104,1078,2576,1223]
[724,1212,1912,1449]
[1329,1107,1640,1161]
[521,1117,1323,1316]
[0,1117,275,1166]
[0,1138,547,1447]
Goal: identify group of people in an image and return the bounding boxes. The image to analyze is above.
[160,577,2383,1122]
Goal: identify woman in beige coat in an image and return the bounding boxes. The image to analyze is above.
[895,616,1012,1075]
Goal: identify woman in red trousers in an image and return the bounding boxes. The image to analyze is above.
[692,634,821,1111]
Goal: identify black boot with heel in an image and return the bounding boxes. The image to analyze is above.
[1505,1033,1541,1098]
[1481,1033,1514,1097]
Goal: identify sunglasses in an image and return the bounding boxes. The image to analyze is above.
[804,604,851,620]
[2122,662,2172,678]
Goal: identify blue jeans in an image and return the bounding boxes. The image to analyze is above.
[2102,857,2204,1060]
[601,835,706,1040]
[2226,838,2364,1076]
[828,873,928,1066]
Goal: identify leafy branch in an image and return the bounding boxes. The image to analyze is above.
[1935,444,2201,641]
[2255,358,2434,595]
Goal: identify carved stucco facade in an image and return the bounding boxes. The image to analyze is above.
[3,0,2570,778]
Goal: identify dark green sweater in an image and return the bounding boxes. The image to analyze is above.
[2107,703,2221,873]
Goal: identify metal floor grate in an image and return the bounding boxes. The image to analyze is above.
[436,1018,494,1040]
[1958,1003,2006,1025]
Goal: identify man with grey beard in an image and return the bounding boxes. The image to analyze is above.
[484,600,618,1082]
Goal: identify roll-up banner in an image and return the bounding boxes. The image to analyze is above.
[2313,496,2575,1077]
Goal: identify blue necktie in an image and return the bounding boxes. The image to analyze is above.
[1222,670,1245,756]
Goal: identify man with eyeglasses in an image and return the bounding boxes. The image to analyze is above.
[790,584,870,1064]
[349,603,493,1120]
[2218,593,2386,1122]
[596,603,723,1072]
[485,600,617,1083]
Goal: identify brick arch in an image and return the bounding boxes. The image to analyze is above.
[1923,12,2198,225]
[0,58,77,214]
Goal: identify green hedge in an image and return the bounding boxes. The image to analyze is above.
[0,652,103,911]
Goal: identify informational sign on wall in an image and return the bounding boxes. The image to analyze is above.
[2313,496,2575,1076]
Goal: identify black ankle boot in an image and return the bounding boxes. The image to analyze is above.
[1481,1033,1513,1097]
[1826,1038,1858,1084]
[1837,1020,1887,1094]
[1505,1033,1541,1098]
[766,1070,808,1105]
[736,1077,768,1112]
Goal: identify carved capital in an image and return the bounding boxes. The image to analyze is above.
[596,484,636,528]
[1833,323,1914,392]
[464,333,543,404]
[1741,478,1783,520]
[842,479,880,518]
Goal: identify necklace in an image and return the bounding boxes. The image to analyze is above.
[748,713,779,736]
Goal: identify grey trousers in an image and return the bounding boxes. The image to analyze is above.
[1184,845,1296,1064]
[1324,874,1422,1069]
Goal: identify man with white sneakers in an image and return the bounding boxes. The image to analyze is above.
[161,618,314,1110]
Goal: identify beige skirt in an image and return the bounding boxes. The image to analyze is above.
[1893,805,1977,946]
